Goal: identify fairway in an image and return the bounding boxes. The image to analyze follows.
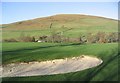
[1,2,119,82]
[2,42,119,81]
[2,42,118,64]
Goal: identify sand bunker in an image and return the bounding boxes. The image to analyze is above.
[1,55,103,77]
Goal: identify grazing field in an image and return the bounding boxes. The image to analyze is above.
[2,14,118,39]
[2,42,119,81]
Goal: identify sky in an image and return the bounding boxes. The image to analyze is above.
[1,0,120,2]
[1,2,118,24]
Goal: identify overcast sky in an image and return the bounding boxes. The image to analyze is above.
[1,2,118,24]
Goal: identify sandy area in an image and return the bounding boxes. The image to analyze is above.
[0,55,103,77]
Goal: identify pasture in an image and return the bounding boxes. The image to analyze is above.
[2,14,118,39]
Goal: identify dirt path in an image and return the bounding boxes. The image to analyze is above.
[1,55,103,77]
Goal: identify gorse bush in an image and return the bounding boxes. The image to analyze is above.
[19,36,35,42]
[3,32,119,43]
[3,38,18,42]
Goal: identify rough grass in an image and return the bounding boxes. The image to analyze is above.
[2,14,118,39]
[2,42,119,81]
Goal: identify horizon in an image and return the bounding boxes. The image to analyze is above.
[1,2,118,24]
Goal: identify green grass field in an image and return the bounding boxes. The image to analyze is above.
[2,42,119,81]
[1,14,119,81]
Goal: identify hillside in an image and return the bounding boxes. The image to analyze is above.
[2,14,118,39]
[2,14,117,30]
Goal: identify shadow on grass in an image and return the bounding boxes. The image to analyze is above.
[2,43,119,81]
[3,43,81,54]
[84,53,119,82]
[2,43,82,64]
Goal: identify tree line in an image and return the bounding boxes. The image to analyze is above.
[3,32,119,44]
[36,32,119,44]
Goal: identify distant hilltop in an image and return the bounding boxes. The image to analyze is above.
[2,14,117,30]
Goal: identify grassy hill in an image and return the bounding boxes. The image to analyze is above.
[2,14,118,39]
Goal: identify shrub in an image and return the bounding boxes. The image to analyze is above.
[3,38,18,42]
[19,36,36,42]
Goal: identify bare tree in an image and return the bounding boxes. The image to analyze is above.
[95,32,106,43]
[87,33,94,43]
[107,32,118,43]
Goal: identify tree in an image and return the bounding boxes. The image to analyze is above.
[49,23,56,43]
[87,33,95,43]
[95,32,106,43]
[79,36,83,44]
[39,36,47,42]
[32,36,35,42]
[107,32,118,43]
